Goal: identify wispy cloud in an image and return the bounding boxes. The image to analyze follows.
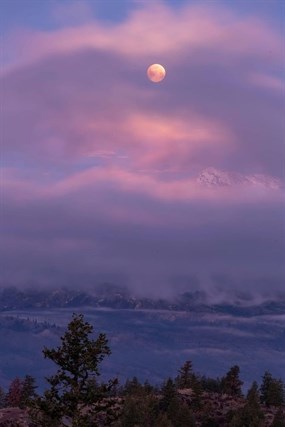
[1,1,284,295]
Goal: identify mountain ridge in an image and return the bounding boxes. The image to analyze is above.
[1,286,284,317]
[197,167,283,189]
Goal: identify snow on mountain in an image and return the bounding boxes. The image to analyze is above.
[197,167,282,190]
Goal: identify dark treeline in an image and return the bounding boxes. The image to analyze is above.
[0,314,284,426]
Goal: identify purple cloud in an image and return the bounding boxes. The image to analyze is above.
[1,2,284,296]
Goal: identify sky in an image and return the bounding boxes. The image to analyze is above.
[1,0,284,299]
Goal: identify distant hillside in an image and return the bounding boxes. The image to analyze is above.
[1,285,285,317]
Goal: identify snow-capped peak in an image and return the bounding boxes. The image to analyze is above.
[197,167,282,189]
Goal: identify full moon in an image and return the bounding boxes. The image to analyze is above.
[147,64,166,83]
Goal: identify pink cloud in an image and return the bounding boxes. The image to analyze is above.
[49,166,283,203]
[4,166,282,217]
[126,113,233,168]
[2,3,281,74]
[2,57,235,172]
[65,111,233,168]
[249,72,284,91]
[2,1,283,180]
[1,1,284,293]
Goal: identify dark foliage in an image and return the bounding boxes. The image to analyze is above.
[28,313,118,426]
[221,365,243,397]
[1,313,285,427]
[272,408,285,427]
[260,371,285,407]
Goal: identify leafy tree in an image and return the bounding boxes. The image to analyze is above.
[221,365,243,397]
[0,421,23,427]
[268,378,285,406]
[123,377,143,396]
[260,371,285,407]
[228,404,264,427]
[246,381,260,406]
[191,376,203,409]
[119,396,145,426]
[29,313,117,426]
[201,415,220,427]
[120,394,158,427]
[226,381,263,427]
[157,377,195,427]
[200,376,222,393]
[176,361,194,389]
[167,400,196,427]
[21,375,37,408]
[232,381,264,426]
[0,385,6,408]
[260,371,272,405]
[175,360,203,408]
[143,380,154,395]
[5,377,23,407]
[155,412,174,427]
[271,408,285,427]
[160,378,177,412]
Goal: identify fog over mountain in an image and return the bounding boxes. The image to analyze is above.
[1,165,284,298]
[1,0,284,298]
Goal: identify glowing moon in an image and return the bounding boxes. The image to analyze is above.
[147,64,166,83]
